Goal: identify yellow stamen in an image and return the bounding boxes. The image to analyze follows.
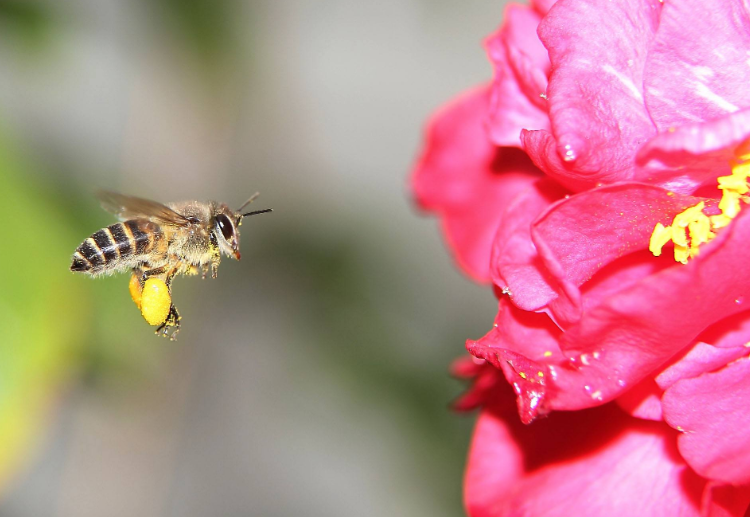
[718,174,749,193]
[674,244,690,265]
[649,223,672,257]
[650,140,750,263]
[688,214,712,247]
[718,190,742,218]
[710,213,733,229]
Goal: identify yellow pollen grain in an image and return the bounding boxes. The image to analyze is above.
[537,371,544,378]
[543,350,553,358]
[519,372,527,379]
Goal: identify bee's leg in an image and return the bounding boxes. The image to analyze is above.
[153,266,182,340]
[141,265,166,281]
[164,266,177,287]
[208,233,221,279]
[155,304,181,341]
[210,255,221,279]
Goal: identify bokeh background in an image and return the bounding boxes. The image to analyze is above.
[0,0,504,515]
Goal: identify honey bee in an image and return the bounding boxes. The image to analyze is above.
[70,190,272,339]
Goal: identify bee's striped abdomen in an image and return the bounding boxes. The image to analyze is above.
[70,219,162,274]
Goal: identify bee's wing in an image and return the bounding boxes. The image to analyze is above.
[96,190,192,226]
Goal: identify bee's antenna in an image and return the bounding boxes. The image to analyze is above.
[241,208,273,218]
[237,192,260,213]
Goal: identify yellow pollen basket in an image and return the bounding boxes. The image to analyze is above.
[650,141,750,263]
[129,273,143,308]
[129,275,172,326]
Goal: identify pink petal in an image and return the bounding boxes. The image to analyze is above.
[656,342,750,391]
[490,178,567,311]
[702,483,750,517]
[531,183,706,323]
[525,0,661,190]
[663,357,750,485]
[644,0,750,131]
[474,300,564,363]
[411,85,541,281]
[466,298,567,423]
[484,5,550,148]
[616,377,663,421]
[451,357,512,413]
[466,403,710,517]
[496,5,549,110]
[635,109,750,194]
[638,109,750,165]
[464,410,524,517]
[698,310,750,349]
[531,0,556,16]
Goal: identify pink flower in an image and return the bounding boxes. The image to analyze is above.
[412,0,750,514]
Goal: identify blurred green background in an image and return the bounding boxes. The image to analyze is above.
[0,1,502,515]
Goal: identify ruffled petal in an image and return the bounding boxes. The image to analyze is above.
[635,109,750,194]
[551,207,750,409]
[464,410,524,517]
[531,0,556,16]
[476,207,750,418]
[702,483,750,517]
[644,0,750,131]
[663,357,750,485]
[638,109,750,166]
[490,178,567,311]
[465,403,709,517]
[531,183,707,324]
[615,377,663,421]
[656,342,750,392]
[525,0,661,190]
[698,310,750,349]
[496,5,549,110]
[412,85,541,281]
[484,6,550,148]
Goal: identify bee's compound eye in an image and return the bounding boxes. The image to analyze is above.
[216,214,234,241]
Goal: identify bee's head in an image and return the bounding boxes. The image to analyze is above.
[214,193,272,260]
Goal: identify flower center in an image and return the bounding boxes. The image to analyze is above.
[649,142,750,264]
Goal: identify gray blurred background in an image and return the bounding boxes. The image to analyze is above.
[0,0,503,515]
